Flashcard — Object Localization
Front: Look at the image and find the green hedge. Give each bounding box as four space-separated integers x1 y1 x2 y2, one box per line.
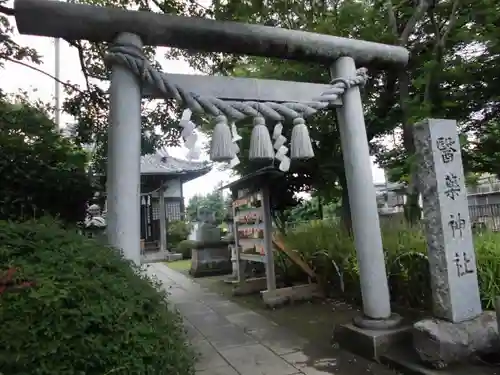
167 220 193 252
283 220 500 310
0 218 195 375
177 239 196 259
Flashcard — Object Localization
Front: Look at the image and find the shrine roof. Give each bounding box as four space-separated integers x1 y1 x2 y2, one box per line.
140 151 211 181
219 166 284 191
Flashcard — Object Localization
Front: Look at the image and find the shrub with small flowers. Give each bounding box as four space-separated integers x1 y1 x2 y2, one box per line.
0 218 195 375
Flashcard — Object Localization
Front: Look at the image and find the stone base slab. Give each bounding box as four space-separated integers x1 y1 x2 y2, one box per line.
381 344 496 375
224 277 239 285
232 277 268 296
412 311 499 369
261 283 322 308
334 322 412 361
141 251 182 263
167 253 183 261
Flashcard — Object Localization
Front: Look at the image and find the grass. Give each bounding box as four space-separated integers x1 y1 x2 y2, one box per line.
283 220 500 310
165 259 191 272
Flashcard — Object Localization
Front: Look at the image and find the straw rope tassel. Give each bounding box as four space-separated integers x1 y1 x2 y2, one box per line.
290 117 314 160
249 117 274 161
210 115 235 162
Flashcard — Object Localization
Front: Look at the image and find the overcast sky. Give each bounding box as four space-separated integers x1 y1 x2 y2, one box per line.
0 8 385 204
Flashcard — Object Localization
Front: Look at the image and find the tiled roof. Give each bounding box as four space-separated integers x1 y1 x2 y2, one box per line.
140 152 211 175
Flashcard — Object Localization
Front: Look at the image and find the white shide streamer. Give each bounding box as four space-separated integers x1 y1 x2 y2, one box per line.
272 122 291 172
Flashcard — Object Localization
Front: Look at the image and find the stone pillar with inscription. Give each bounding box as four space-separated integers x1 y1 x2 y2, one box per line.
412 119 498 369
415 118 481 322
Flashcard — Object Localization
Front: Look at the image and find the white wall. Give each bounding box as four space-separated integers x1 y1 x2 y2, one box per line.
150 177 182 198
164 178 182 198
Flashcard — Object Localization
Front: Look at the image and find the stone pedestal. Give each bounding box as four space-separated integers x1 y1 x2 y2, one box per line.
334 323 412 361
413 312 499 369
189 242 232 278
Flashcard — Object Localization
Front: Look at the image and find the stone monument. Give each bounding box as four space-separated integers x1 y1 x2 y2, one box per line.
189 206 232 277
413 118 498 368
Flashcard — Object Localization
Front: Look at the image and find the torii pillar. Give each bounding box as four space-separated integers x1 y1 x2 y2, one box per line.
106 33 143 265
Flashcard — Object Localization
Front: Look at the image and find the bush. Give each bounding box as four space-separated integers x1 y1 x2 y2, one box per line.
0 94 94 224
167 221 193 251
177 239 196 259
0 218 195 375
283 220 500 311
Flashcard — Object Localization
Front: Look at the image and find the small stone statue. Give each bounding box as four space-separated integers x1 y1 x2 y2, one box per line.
84 203 106 238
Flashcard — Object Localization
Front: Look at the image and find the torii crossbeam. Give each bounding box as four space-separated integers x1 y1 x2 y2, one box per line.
14 0 408 66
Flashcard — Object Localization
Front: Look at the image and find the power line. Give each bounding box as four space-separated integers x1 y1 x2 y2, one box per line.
1 55 83 93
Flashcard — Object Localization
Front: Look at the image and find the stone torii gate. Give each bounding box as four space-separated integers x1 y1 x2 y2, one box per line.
12 0 408 330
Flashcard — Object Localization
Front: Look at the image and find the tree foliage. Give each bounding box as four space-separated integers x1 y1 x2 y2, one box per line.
203 0 500 221
60 0 210 174
4 0 500 225
0 0 40 71
185 190 230 223
285 196 339 224
0 92 94 223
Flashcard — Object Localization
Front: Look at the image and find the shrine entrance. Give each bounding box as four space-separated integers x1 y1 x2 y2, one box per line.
139 151 211 253
12 0 409 330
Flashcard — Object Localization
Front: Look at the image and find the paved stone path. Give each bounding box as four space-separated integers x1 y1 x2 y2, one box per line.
146 263 397 375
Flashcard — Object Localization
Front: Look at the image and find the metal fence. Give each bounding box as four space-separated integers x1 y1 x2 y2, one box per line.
283 204 500 232
468 203 500 232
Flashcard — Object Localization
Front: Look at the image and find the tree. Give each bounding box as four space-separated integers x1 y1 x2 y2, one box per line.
365 0 500 219
285 196 339 224
185 190 230 223
192 0 400 229
205 0 500 227
0 92 94 223
0 0 40 72
61 0 210 174
5 0 500 226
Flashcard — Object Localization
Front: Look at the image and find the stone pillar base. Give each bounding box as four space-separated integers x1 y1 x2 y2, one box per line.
353 313 403 330
412 311 499 369
334 322 412 361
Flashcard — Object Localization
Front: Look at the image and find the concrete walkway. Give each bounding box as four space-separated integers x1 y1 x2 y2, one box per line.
146 263 398 375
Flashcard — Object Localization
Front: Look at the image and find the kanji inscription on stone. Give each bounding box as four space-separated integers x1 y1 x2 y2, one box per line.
444 173 461 200
414 119 482 323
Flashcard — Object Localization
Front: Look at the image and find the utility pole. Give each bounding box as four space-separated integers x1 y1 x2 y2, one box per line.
54 36 61 128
